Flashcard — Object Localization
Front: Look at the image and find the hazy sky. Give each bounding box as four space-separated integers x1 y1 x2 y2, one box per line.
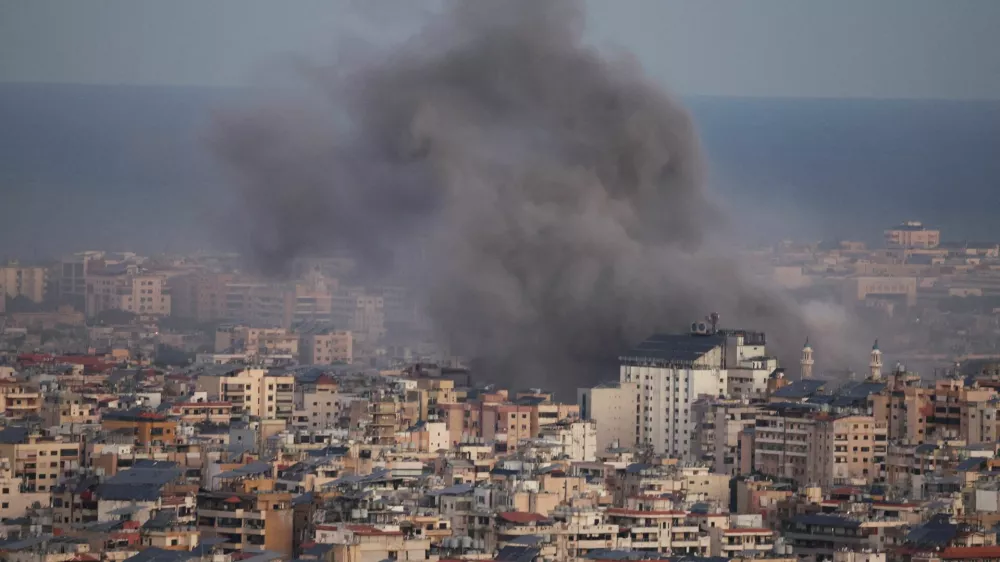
2 0 999 99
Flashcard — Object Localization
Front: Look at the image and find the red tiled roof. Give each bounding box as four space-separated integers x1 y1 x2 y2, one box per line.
940 547 1000 560
497 512 549 524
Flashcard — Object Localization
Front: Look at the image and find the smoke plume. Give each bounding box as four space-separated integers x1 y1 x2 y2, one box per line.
215 0 866 392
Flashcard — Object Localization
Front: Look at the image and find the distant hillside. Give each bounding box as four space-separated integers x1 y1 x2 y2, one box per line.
1 82 999 256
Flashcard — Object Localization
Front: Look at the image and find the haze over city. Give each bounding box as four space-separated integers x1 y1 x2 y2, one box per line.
0 2 999 562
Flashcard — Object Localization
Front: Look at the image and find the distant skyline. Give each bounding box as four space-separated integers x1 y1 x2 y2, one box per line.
2 0 1000 100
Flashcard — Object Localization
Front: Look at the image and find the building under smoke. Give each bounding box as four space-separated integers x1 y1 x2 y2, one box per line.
215 0 866 393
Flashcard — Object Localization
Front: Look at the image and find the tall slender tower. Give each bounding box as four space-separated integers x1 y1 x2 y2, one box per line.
870 339 883 381
800 338 814 379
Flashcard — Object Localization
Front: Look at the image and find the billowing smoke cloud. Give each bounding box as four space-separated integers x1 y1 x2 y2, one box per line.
214 0 869 392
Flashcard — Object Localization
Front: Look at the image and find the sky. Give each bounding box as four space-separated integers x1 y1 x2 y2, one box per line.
1 0 1000 100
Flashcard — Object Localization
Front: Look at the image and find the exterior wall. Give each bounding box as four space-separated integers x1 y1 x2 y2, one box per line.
578 383 638 453
86 271 170 317
621 364 727 459
885 223 940 248
300 331 354 364
844 276 918 305
0 265 47 302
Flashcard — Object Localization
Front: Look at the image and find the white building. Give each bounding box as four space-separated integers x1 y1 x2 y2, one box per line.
614 326 776 459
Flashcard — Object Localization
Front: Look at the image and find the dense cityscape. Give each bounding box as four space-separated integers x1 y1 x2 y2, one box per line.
0 220 997 562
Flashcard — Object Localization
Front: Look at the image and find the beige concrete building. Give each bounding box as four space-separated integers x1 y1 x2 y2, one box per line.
315 524 433 562
0 458 50 519
195 367 295 421
692 400 761 476
810 415 888 487
0 431 81 493
168 272 234 322
85 264 170 317
215 325 299 356
844 276 918 306
332 288 386 346
578 381 639 453
223 281 296 329
885 221 940 248
0 264 48 302
299 330 353 365
0 380 43 419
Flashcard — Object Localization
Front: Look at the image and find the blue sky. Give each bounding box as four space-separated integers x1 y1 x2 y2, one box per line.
1 0 999 99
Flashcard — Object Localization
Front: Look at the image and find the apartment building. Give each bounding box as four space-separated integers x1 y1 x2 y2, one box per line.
223 282 296 329
167 272 235 322
101 409 179 448
0 263 48 302
294 375 350 430
58 251 105 307
195 367 295 421
299 329 353 365
615 327 775 459
331 288 386 346
407 377 458 422
885 221 941 249
214 325 299 356
42 391 100 427
167 401 233 425
0 379 42 419
0 458 50 519
753 403 817 483
810 415 888 488
578 381 640 453
197 490 294 556
314 524 432 562
85 264 170 318
692 399 761 476
0 427 81 493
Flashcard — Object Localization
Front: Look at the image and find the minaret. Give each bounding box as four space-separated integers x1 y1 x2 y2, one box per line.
800 338 814 379
870 339 883 381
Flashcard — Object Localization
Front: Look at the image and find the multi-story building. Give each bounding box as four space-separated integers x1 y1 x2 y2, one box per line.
810 414 889 487
42 391 101 427
885 221 941 249
58 251 105 308
692 399 761 476
0 428 81 493
0 263 48 303
197 489 293 556
223 281 295 329
753 403 817 483
168 272 235 322
214 325 299 356
85 263 170 318
195 367 295 421
0 379 43 419
0 458 50 519
299 329 353 365
101 409 179 448
578 381 640 452
612 326 776 459
331 288 386 346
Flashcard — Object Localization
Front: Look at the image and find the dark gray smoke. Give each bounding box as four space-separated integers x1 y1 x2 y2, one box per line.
215 0 866 392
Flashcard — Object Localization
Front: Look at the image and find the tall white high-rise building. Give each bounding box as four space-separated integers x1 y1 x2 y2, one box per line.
613 324 777 459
